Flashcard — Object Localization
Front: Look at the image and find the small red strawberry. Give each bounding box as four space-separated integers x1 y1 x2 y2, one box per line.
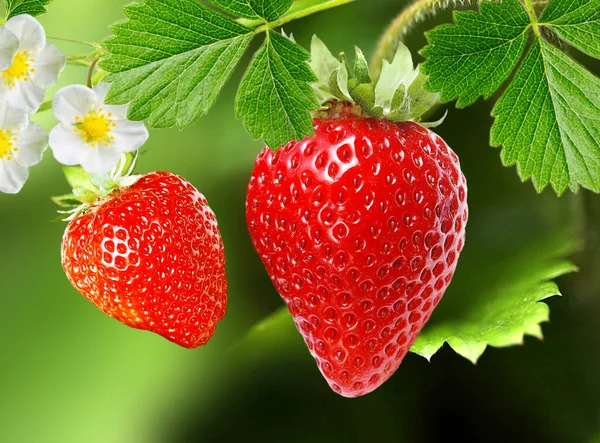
61 171 227 348
245 38 468 397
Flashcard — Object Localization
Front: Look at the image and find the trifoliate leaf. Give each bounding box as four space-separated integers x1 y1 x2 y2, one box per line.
209 0 293 22
236 31 318 149
541 0 600 58
420 0 530 107
101 0 253 129
420 0 600 194
4 0 51 19
491 40 600 194
412 233 579 363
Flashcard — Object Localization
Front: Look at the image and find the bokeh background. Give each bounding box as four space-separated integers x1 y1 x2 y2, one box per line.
1 1 599 442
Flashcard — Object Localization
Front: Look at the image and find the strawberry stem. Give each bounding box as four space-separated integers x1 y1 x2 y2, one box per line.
370 0 481 81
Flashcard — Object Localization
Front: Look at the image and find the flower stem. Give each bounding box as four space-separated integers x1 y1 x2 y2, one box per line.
370 0 479 81
252 0 355 32
66 54 92 68
87 58 100 88
48 37 100 49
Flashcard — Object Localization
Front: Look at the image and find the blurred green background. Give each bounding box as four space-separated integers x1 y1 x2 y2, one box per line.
1 1 599 442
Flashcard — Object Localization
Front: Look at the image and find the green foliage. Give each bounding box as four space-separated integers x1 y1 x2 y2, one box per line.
4 0 51 19
100 0 331 148
421 0 530 107
541 0 600 58
412 233 579 362
101 0 254 129
236 31 318 148
208 0 293 21
491 40 600 194
421 0 600 194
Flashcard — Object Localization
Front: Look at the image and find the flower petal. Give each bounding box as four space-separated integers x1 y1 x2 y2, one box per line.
31 43 66 88
0 158 28 194
0 26 19 71
94 83 128 119
5 15 46 54
52 85 96 124
92 82 110 102
0 101 28 132
81 145 122 175
49 123 89 166
13 122 48 167
0 79 45 114
111 120 149 153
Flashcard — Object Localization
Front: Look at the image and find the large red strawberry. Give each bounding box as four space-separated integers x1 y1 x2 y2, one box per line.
245 38 468 397
61 171 227 348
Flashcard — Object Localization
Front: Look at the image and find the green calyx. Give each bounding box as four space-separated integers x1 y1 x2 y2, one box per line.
309 35 444 127
52 152 140 220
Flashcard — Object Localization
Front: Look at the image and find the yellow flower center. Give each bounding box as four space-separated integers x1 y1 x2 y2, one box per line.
0 130 18 160
74 109 116 147
2 52 35 87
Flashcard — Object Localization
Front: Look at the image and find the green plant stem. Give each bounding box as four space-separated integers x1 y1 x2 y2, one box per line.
66 54 93 67
251 0 355 32
524 0 541 37
47 37 100 49
371 0 552 81
371 0 480 81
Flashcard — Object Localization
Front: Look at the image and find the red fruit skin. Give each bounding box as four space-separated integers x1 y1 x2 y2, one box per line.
62 171 227 348
246 118 468 397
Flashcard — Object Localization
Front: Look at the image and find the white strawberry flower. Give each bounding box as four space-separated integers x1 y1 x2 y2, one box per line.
0 101 49 194
49 83 149 175
0 15 66 114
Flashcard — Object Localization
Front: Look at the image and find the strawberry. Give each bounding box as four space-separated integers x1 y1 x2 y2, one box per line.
61 171 227 348
245 38 468 397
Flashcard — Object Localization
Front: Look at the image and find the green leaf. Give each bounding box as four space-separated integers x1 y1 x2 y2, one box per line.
4 0 51 19
541 0 600 58
209 0 293 21
100 0 253 129
420 0 530 107
491 39 600 194
412 233 579 363
236 30 318 148
420 0 600 194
